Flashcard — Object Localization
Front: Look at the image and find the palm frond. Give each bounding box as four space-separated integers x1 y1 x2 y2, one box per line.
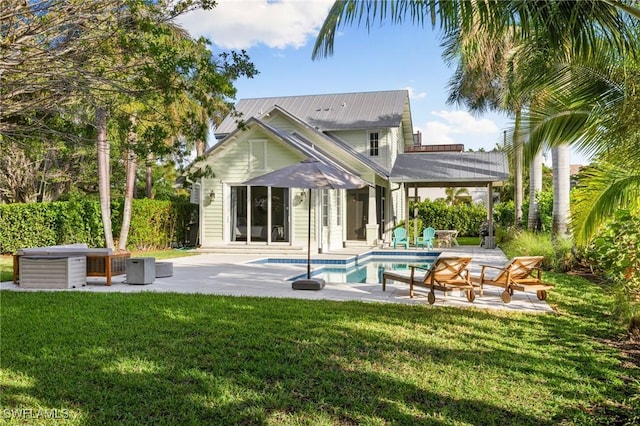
571 162 640 245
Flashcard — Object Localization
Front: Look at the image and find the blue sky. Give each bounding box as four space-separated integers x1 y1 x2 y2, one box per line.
177 0 587 164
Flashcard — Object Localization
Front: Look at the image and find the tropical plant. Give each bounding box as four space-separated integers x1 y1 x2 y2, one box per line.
582 209 640 297
2 0 257 251
313 0 640 242
443 187 470 205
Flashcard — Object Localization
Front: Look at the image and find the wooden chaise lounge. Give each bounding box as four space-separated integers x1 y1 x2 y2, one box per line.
13 244 130 286
382 256 477 304
470 256 554 303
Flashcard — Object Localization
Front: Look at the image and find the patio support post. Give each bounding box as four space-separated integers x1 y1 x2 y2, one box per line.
413 183 418 246
365 185 379 246
404 184 410 235
485 183 496 249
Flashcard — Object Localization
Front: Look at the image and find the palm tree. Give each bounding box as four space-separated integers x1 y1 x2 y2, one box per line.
528 149 544 231
313 0 640 239
313 1 639 60
441 18 528 227
572 154 640 245
444 187 470 206
524 42 640 242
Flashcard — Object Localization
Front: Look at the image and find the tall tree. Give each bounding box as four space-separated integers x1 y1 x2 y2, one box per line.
441 17 528 227
313 0 640 238
2 0 256 251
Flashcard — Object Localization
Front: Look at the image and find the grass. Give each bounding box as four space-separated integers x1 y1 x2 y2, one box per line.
2 274 639 425
0 249 197 283
456 236 480 246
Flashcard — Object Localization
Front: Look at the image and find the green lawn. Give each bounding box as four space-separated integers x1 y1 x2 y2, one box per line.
1 274 638 425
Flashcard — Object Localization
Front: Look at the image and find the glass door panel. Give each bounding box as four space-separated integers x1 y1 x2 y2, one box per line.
231 186 247 242
251 186 268 241
270 187 289 242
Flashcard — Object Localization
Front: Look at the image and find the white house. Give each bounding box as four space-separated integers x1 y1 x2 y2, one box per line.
188 90 509 253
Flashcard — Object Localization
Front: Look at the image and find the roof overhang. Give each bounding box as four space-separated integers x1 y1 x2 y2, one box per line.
390 152 510 187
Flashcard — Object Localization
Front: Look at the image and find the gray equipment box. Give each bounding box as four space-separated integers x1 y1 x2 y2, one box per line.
20 256 86 289
126 257 156 285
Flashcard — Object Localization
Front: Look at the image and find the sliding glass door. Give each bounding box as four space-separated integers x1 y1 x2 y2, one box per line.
230 186 289 243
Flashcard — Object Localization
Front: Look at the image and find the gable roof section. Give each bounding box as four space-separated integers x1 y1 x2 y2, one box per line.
390 152 510 187
215 90 410 137
263 104 390 177
194 116 375 185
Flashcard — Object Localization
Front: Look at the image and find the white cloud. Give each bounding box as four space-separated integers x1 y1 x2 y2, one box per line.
404 86 427 100
430 110 498 134
176 0 335 49
417 122 455 145
417 110 501 149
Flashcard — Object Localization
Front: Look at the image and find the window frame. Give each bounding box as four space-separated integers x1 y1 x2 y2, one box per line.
368 131 380 156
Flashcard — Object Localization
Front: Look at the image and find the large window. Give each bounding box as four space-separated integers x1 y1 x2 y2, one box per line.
230 186 289 243
369 131 379 156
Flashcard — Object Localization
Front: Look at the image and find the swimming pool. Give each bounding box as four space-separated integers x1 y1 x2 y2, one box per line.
252 250 439 284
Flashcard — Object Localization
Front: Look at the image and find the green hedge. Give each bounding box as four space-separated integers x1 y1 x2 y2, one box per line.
0 199 197 254
412 200 487 236
402 199 516 242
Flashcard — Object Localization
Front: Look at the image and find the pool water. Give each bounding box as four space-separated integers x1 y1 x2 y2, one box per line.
252 250 439 284
321 259 433 284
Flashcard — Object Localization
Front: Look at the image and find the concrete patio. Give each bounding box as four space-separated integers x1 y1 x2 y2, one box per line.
2 245 554 314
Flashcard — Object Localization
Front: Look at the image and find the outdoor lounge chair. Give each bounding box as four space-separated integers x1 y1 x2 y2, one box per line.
470 256 553 303
415 227 435 249
382 256 477 304
392 227 410 249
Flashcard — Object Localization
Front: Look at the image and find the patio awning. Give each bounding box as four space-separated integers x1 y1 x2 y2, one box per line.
389 151 510 187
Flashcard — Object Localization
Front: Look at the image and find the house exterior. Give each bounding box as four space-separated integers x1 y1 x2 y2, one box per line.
188 89 510 253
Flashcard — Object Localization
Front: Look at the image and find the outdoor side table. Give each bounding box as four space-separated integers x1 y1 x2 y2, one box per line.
126 257 156 285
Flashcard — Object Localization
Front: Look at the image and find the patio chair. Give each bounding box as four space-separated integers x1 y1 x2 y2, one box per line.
470 256 553 303
382 256 477 304
415 227 436 249
450 230 459 247
392 227 409 249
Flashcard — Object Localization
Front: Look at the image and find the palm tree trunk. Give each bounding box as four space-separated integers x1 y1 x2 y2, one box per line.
514 110 523 227
527 151 543 231
118 114 137 251
96 106 114 249
552 144 571 236
146 152 154 199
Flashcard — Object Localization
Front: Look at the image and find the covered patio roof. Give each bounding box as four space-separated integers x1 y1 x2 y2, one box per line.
390 151 510 187
390 151 510 250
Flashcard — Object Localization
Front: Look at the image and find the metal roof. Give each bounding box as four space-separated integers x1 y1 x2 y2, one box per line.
215 90 409 137
390 152 510 186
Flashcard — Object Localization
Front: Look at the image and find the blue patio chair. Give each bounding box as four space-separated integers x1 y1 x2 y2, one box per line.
416 227 435 249
392 227 410 249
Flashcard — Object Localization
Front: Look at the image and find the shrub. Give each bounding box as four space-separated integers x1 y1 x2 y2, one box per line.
583 209 640 299
412 199 487 236
501 231 556 270
522 190 553 232
494 200 515 228
0 199 197 254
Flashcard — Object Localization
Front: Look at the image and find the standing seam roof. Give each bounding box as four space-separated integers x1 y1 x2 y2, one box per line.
390 152 510 184
215 90 409 136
